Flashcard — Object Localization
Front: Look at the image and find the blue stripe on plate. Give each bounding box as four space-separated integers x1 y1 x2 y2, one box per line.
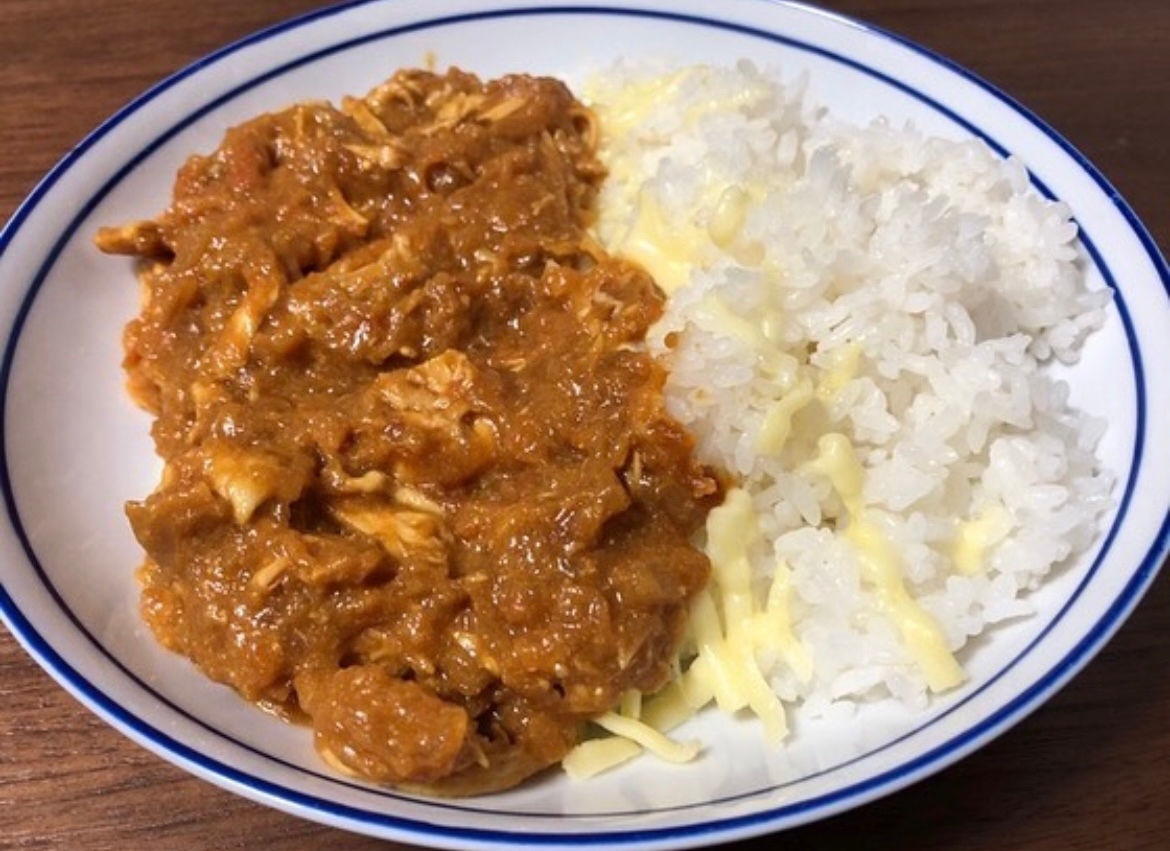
2 2 1167 846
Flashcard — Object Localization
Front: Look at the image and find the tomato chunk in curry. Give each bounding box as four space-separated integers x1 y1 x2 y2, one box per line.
96 68 721 795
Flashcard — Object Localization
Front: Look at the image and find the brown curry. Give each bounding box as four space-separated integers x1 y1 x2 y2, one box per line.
96 68 721 795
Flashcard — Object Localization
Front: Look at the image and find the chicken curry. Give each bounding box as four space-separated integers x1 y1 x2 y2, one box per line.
96 68 721 795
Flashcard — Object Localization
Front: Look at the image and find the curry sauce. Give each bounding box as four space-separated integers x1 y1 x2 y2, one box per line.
97 68 721 795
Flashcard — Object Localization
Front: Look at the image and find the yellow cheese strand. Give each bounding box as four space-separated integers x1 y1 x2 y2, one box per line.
810 433 965 692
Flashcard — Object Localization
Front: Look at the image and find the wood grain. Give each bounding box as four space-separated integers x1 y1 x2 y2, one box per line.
1 1 1167 849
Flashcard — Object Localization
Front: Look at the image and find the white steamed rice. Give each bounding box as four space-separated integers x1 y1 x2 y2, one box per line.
587 60 1115 717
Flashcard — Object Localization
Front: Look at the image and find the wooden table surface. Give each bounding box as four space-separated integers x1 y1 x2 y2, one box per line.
2 1 1167 849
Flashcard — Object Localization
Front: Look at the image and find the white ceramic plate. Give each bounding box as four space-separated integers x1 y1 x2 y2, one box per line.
2 1 1167 848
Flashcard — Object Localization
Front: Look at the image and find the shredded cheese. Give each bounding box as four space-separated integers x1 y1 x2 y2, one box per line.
753 558 814 684
562 737 643 781
618 688 642 720
952 504 1014 575
756 378 814 456
641 680 704 732
809 433 966 692
815 342 862 406
684 489 791 743
592 712 701 764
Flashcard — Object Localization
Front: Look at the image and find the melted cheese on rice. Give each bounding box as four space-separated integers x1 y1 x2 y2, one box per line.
563 59 1112 779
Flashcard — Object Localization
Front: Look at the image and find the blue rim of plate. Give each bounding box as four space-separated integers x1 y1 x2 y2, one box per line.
1 1 1168 847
